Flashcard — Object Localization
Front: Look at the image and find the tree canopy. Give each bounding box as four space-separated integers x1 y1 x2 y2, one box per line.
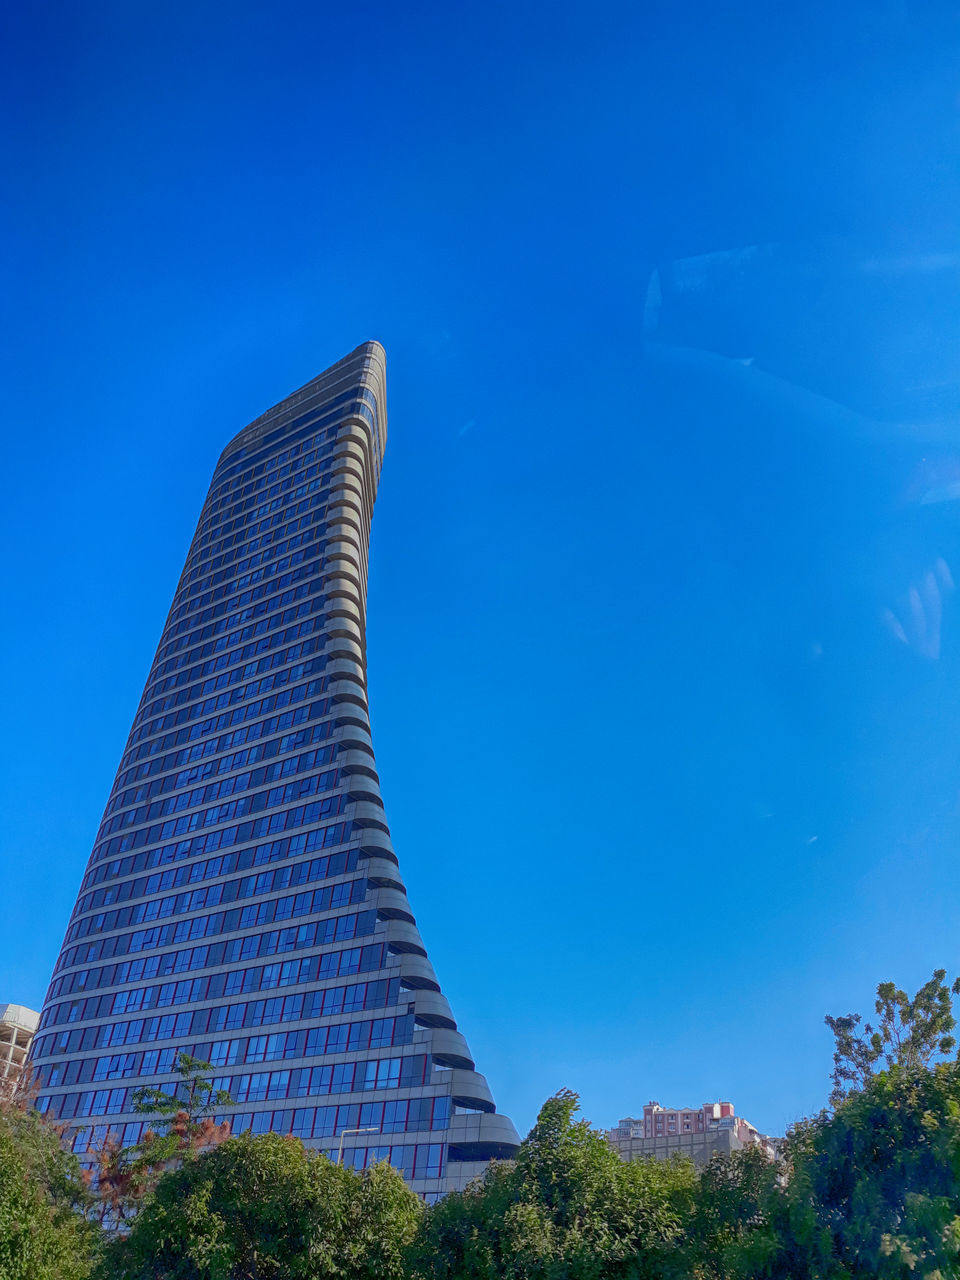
2 968 959 1279
825 968 960 1105
0 1098 98 1280
89 1051 233 1226
409 1089 696 1280
97 1131 421 1280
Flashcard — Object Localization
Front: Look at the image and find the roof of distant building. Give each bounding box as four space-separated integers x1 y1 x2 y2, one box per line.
0 1005 39 1033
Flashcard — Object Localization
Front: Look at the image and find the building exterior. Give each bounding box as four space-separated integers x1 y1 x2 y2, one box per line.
29 341 519 1198
0 1004 39 1092
608 1101 776 1166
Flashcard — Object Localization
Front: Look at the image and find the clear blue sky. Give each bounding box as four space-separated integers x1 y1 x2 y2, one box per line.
3 0 960 1141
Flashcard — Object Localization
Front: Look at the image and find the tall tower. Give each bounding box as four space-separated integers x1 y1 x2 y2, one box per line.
30 342 519 1199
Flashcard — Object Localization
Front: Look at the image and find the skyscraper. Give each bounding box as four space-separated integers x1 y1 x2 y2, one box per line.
30 341 519 1199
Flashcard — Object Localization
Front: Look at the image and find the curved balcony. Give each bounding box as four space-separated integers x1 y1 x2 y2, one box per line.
362 856 404 889
349 800 389 832
325 495 363 519
329 499 365 532
345 776 382 805
337 747 378 779
324 646 365 670
325 544 362 570
346 774 384 807
324 657 365 684
323 521 362 545
331 437 368 466
333 722 373 752
326 680 368 709
323 636 364 663
329 707 368 733
331 449 366 477
324 578 363 608
355 828 397 862
325 596 362 626
323 555 362 589
412 989 456 1030
326 539 363 565
330 462 366 497
445 1068 496 1113
329 455 364 484
429 1028 475 1071
446 1111 521 1162
395 953 440 991
326 616 364 643
384 919 426 957
374 888 415 924
325 538 363 562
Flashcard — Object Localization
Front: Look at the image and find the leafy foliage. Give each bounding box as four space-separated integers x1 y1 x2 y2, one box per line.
412 978 960 1280
130 1053 233 1131
7 969 960 1279
681 1145 791 1279
781 1061 960 1279
826 969 960 1105
686 973 960 1279
87 1052 232 1225
409 1089 696 1280
97 1131 421 1280
0 1096 99 1279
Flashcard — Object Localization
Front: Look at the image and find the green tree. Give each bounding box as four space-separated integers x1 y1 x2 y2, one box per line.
89 1052 233 1224
409 1090 695 1280
130 1052 234 1158
700 973 960 1280
98 1131 421 1280
0 1097 100 1279
826 969 960 1105
768 1061 960 1279
681 1146 792 1279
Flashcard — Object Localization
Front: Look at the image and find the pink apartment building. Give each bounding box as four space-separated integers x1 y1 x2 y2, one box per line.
607 1100 776 1165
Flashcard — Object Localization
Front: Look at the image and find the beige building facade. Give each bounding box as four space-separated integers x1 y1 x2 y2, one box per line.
608 1100 777 1166
0 1004 39 1091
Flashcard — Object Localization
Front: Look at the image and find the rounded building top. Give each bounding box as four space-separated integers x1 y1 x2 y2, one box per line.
215 340 387 473
0 1005 39 1033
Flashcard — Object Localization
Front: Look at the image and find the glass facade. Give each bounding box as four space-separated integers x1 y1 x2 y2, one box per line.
30 341 519 1198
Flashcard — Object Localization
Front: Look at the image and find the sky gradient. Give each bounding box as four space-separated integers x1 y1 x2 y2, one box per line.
3 0 960 1141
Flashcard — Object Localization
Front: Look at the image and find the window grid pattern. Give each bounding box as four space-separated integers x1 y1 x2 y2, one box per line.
31 344 517 1194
